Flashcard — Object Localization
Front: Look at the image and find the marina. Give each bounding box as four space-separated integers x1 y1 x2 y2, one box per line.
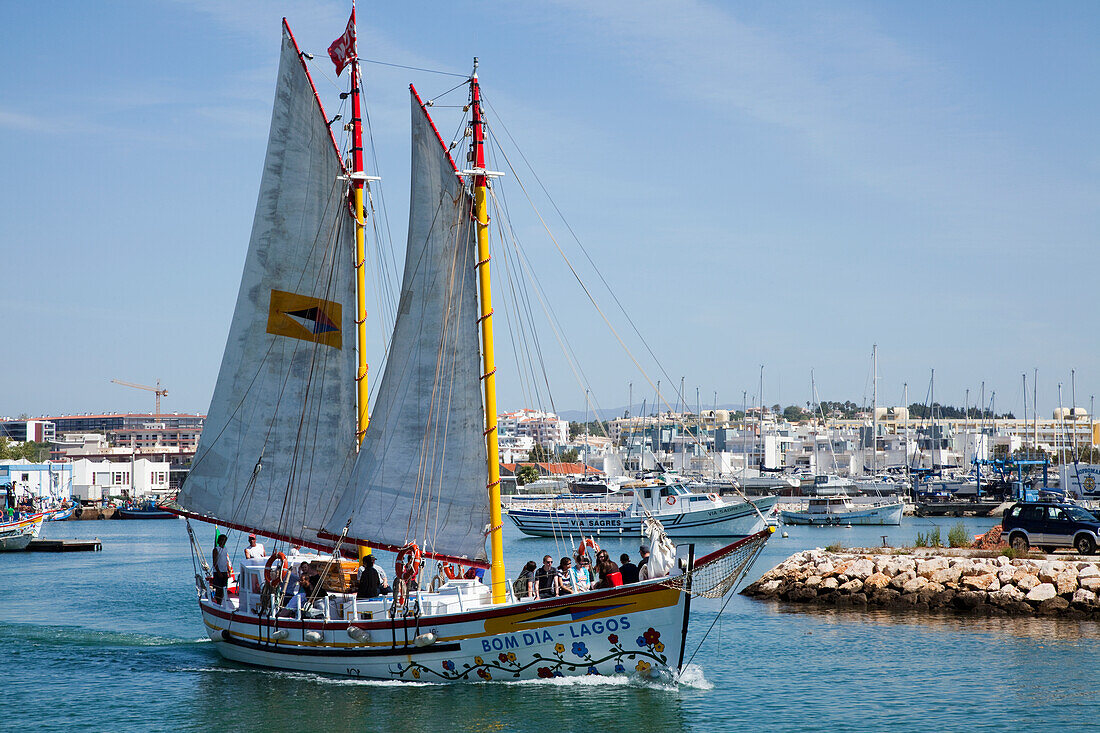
3 1 1100 730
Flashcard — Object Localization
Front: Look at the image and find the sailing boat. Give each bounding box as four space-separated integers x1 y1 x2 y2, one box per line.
170 14 770 682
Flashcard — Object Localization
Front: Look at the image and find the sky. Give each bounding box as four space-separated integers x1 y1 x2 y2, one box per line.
1 1 1098 421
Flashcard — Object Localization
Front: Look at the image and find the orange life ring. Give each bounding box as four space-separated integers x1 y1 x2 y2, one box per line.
666 496 676 505
576 537 600 559
395 543 423 585
442 563 459 580
264 551 288 585
707 493 718 501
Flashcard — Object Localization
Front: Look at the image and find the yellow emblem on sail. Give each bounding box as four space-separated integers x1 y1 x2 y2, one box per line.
266 289 343 348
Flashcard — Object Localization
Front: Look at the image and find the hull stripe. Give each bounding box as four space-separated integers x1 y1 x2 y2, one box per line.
219 631 461 657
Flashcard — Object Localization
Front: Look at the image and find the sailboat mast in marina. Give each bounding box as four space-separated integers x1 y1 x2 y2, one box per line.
168 11 770 682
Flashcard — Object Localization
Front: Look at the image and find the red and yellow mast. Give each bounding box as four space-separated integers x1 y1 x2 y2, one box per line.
349 7 369 445
470 62 506 603
348 5 373 562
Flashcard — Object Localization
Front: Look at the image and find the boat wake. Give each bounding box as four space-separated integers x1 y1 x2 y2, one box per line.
0 620 204 648
674 663 714 689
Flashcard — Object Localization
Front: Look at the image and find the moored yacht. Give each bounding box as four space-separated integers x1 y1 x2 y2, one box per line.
506 476 777 538
780 496 903 526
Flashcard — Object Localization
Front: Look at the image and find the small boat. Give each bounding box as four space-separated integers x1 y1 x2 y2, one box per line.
0 513 45 551
781 496 903 526
117 500 177 519
507 477 778 538
45 504 75 521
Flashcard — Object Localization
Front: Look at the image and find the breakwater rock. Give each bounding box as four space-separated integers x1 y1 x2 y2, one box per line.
743 549 1100 617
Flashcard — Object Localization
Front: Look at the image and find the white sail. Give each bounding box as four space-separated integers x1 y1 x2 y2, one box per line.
323 93 488 562
178 28 358 543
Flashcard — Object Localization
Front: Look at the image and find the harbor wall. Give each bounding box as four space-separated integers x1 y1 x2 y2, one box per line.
743 548 1100 617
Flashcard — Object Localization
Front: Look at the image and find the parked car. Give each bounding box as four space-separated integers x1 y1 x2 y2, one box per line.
1002 502 1100 554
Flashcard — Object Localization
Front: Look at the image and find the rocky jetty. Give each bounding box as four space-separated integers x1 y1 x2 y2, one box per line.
743 549 1100 617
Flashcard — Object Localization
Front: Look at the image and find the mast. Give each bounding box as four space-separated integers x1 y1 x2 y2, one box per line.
1033 368 1038 454
871 344 877 475
757 365 764 471
903 382 909 481
469 61 506 603
348 6 375 563
1072 369 1079 462
348 3 370 446
930 369 936 472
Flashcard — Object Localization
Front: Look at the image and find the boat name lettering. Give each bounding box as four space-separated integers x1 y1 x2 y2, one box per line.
481 617 631 652
565 518 623 528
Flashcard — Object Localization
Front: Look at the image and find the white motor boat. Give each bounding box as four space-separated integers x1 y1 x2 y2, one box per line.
780 496 903 526
507 477 778 538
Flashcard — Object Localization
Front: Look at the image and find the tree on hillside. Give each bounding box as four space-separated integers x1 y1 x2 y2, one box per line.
558 448 580 463
569 420 607 439
527 444 552 463
782 405 812 423
0 438 48 462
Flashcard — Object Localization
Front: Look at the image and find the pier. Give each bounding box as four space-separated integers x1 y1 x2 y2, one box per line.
26 538 102 552
745 548 1100 617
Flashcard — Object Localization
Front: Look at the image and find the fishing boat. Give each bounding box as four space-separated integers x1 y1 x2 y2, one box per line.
167 13 771 683
117 499 177 519
0 513 45 551
506 476 778 538
44 504 75 521
780 496 903 526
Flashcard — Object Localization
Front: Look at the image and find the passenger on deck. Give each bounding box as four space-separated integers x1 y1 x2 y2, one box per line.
619 553 640 584
357 555 382 599
513 560 537 599
637 545 651 578
568 555 592 592
244 534 265 558
558 557 576 592
535 555 566 598
284 562 313 614
592 550 620 589
211 534 230 604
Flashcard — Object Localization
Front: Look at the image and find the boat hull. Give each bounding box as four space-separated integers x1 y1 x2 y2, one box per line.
117 508 178 520
45 506 75 522
199 580 688 682
0 514 44 551
506 495 778 538
780 502 903 526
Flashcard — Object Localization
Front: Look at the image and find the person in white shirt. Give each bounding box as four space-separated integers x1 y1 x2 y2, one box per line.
244 534 266 559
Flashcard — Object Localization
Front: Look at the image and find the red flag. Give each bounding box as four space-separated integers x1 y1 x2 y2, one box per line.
328 10 356 76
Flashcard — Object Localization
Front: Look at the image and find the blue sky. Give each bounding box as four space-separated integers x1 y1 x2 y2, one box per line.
1 1 1097 420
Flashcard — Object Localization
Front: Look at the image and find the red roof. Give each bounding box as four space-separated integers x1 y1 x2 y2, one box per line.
501 462 604 476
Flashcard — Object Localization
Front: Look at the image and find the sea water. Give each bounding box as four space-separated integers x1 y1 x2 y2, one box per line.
4 516 1099 732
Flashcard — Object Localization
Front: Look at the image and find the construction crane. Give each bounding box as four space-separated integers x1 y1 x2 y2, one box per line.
111 378 168 415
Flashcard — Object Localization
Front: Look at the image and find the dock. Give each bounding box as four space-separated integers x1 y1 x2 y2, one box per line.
26 538 102 552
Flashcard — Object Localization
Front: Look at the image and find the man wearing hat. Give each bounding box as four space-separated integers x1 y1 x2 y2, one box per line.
244 533 266 559
637 545 650 580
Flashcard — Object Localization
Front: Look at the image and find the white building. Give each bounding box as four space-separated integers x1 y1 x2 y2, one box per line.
0 460 72 503
498 409 568 448
498 434 536 464
70 457 171 502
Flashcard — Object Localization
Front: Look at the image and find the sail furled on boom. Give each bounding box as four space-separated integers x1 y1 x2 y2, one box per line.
323 93 489 562
178 28 358 543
